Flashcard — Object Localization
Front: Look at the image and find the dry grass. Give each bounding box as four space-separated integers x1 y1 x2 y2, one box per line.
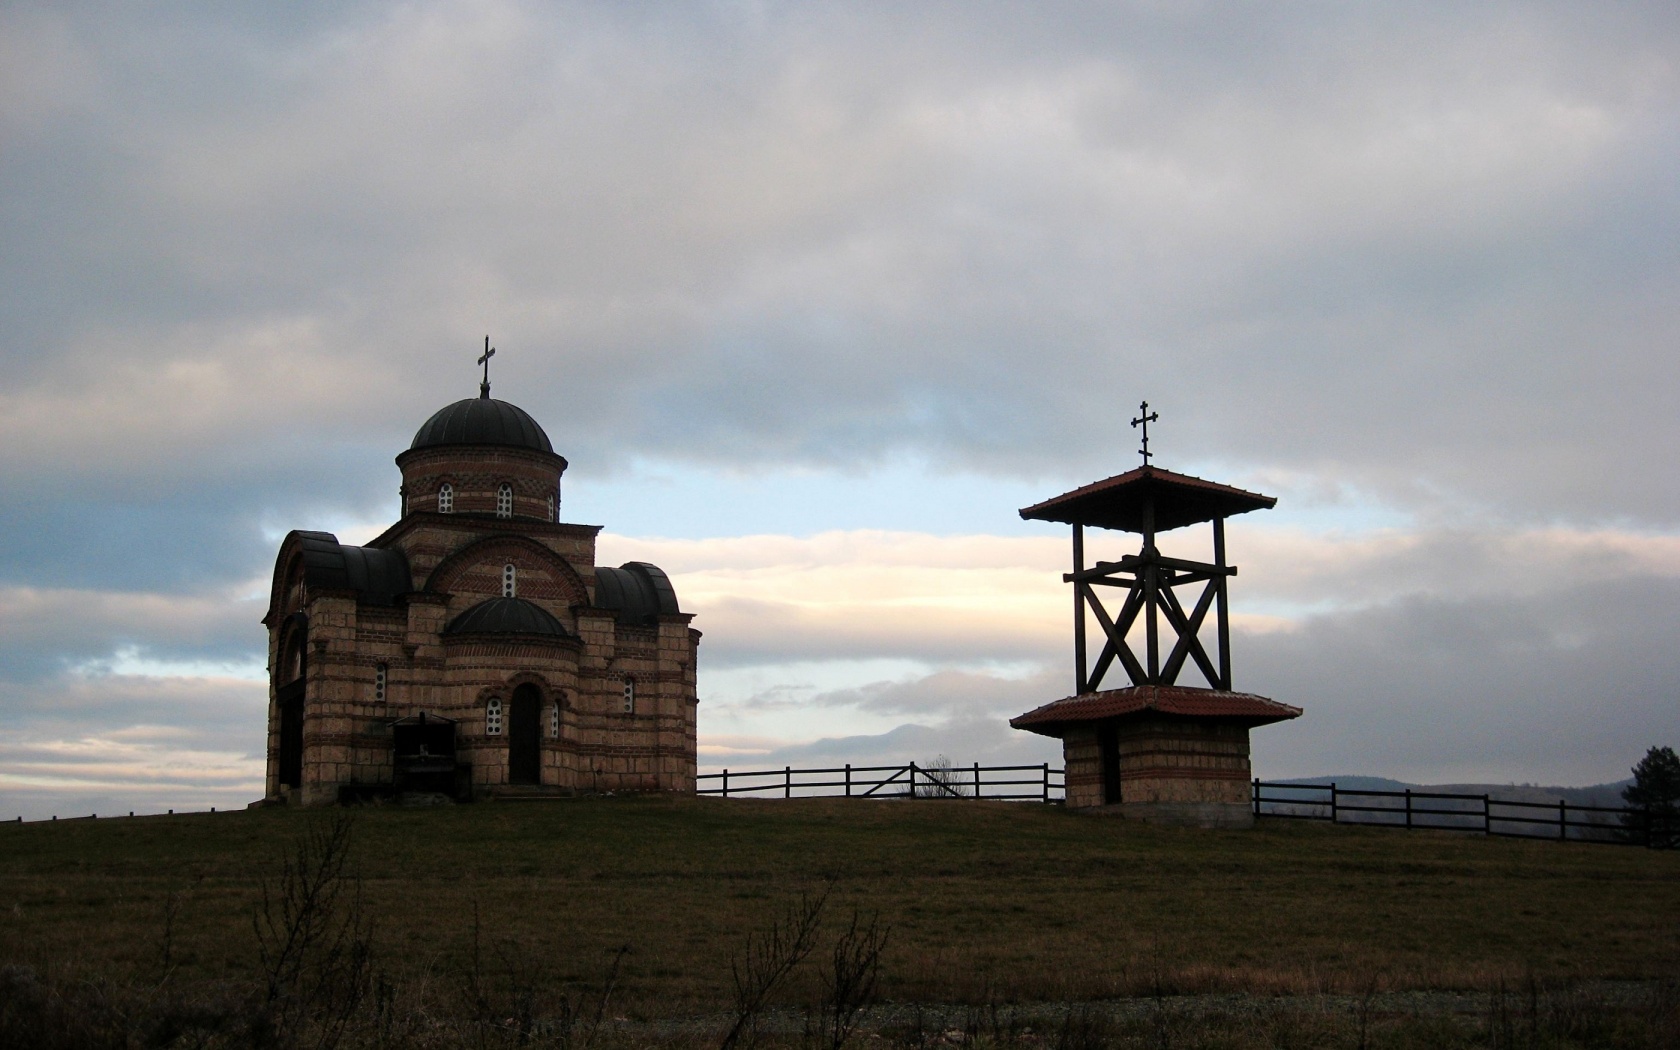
0 794 1676 1028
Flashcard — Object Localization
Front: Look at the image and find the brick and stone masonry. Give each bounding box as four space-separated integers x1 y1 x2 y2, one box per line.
261 390 699 805
1013 686 1299 827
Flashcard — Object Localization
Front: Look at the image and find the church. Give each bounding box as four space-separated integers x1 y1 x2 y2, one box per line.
261 352 699 804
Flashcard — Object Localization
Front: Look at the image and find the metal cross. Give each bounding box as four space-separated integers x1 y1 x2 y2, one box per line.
478 336 496 398
1130 400 1159 465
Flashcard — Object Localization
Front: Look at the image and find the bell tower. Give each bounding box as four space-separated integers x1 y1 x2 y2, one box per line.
1010 404 1301 826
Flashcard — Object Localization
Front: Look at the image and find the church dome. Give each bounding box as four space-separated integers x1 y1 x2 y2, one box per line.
411 397 553 454
444 597 572 637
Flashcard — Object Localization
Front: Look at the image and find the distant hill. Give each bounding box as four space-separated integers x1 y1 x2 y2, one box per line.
1276 775 1634 808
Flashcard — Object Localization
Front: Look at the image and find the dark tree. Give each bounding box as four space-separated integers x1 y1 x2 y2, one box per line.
1621 745 1680 848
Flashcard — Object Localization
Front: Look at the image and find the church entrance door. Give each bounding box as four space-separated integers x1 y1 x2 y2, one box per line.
508 684 541 785
277 679 305 790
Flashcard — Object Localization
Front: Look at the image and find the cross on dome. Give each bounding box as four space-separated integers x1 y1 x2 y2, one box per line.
478 336 496 399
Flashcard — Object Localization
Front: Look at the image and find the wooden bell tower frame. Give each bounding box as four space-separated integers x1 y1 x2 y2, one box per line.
1010 405 1301 826
1046 468 1271 695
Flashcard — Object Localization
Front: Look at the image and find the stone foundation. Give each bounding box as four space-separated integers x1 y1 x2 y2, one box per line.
1062 715 1253 826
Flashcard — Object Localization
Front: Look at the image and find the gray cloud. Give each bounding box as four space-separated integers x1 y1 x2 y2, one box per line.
705 717 1062 778
0 672 267 820
0 586 264 682
808 667 1064 719
1 2 1676 525
2 2 1678 809
1241 576 1680 785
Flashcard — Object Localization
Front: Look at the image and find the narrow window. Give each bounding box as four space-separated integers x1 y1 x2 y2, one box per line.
622 677 635 714
497 483 513 518
485 698 503 735
502 563 517 598
548 704 560 738
374 662 387 702
547 494 555 522
438 483 454 514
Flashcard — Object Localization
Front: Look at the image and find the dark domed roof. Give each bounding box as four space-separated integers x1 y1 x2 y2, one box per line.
290 532 412 606
411 397 553 453
593 562 681 625
444 597 572 638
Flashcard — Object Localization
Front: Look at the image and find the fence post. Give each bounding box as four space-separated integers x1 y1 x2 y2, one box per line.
722 769 729 798
785 765 792 799
1559 799 1566 841
1330 782 1338 825
908 762 917 798
1405 789 1412 829
845 763 852 798
1044 763 1051 804
1483 794 1490 836
1252 778 1260 817
974 762 981 800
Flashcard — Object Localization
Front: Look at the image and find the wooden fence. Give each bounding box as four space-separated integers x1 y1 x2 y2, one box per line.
696 766 1670 848
697 762 1065 802
1253 780 1669 847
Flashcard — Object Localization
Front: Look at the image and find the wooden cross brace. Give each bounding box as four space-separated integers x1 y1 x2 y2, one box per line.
1069 558 1233 691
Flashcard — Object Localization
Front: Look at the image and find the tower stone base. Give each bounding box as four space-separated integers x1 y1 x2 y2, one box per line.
1011 685 1301 829
1063 716 1253 827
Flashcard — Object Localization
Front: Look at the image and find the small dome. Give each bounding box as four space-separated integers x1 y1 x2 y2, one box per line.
289 532 412 606
593 562 681 625
444 597 571 638
411 397 553 453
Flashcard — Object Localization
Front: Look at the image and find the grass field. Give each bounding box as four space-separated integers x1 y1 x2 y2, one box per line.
1 795 1676 1047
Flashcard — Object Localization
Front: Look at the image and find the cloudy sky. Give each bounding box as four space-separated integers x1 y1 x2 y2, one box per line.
2 2 1676 818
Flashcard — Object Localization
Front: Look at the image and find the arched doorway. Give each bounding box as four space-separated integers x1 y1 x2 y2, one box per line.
276 617 307 790
508 683 542 785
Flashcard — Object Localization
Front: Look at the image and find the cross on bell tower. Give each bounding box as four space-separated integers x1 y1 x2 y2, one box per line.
1009 408 1301 825
1131 400 1159 465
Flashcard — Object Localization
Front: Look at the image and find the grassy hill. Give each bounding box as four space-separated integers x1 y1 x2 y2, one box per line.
1 796 1675 1046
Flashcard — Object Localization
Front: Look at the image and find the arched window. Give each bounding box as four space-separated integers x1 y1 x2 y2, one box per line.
497 483 513 518
438 483 454 514
279 623 307 684
374 663 388 702
622 676 635 714
485 698 503 736
548 704 560 738
502 563 517 598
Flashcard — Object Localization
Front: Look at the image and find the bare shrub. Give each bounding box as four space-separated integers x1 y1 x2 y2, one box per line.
913 757 969 799
251 812 374 1050
811 911 889 1050
721 886 830 1050
454 900 629 1050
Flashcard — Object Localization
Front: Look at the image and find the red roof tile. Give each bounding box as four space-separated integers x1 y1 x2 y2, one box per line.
1011 685 1302 737
1019 465 1275 534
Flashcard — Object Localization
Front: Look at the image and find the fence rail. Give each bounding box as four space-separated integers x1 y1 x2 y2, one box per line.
697 762 1065 803
1253 780 1670 848
695 767 1669 848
